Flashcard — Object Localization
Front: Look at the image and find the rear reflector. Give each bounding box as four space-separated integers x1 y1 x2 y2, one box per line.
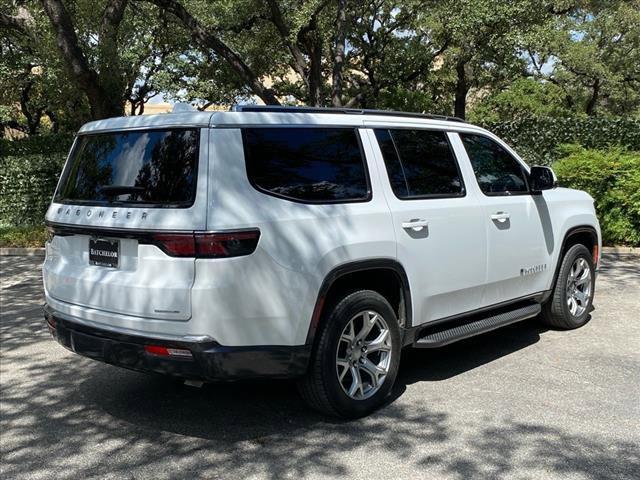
151 229 260 258
593 244 599 267
144 345 193 359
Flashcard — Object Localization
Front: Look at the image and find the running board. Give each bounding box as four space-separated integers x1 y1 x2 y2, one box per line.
414 303 541 348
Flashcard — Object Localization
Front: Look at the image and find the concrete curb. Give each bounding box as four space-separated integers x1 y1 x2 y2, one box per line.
0 248 45 257
601 246 640 255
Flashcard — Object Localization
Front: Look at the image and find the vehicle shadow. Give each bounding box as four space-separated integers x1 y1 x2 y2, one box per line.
2 255 638 479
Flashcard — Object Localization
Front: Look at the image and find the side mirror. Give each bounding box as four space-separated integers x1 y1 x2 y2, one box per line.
529 166 557 193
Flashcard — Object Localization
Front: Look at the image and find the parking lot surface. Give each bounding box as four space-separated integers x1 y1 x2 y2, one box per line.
1 254 639 479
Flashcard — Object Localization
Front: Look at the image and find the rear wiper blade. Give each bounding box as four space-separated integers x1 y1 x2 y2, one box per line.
98 185 146 198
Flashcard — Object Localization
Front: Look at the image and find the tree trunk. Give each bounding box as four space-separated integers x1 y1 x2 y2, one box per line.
41 0 125 119
331 0 347 107
585 79 600 116
454 59 468 119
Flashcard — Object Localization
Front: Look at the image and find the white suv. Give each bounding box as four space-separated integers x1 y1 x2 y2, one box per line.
43 106 601 418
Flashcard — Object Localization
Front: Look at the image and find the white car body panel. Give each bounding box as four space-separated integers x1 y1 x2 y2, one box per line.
43 110 601 348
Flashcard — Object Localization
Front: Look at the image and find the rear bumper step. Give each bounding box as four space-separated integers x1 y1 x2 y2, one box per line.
414 303 541 348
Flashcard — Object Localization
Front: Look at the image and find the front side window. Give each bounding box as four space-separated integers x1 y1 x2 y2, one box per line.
243 127 370 203
55 128 200 207
374 129 464 199
459 133 528 195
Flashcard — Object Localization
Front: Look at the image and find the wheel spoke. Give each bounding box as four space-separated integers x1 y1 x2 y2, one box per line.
574 289 588 304
576 275 590 286
355 311 378 343
568 296 578 315
365 329 391 353
348 365 363 397
337 361 350 381
360 358 385 388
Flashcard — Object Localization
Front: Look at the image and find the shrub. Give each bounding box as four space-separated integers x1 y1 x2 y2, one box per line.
481 117 640 166
0 152 68 226
0 225 48 248
553 145 640 246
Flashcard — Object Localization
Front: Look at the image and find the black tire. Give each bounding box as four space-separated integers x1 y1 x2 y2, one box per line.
541 244 596 329
297 290 401 418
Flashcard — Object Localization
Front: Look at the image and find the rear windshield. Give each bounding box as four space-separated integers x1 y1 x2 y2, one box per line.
55 128 200 207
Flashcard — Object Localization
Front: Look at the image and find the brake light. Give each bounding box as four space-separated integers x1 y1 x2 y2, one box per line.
151 230 260 258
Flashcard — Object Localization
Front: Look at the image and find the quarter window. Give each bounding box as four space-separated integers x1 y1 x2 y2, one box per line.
459 133 529 195
243 128 370 203
374 129 464 198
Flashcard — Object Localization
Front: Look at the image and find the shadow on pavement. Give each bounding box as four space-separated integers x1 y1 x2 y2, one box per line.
1 255 638 479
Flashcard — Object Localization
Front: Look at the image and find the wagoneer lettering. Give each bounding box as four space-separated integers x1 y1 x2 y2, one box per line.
43 105 601 418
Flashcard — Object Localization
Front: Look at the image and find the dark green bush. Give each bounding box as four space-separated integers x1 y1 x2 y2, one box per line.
481 117 640 166
0 133 73 157
0 134 72 226
553 145 640 246
0 152 68 226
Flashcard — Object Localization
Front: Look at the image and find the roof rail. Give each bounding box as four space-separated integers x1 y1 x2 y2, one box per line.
231 105 466 123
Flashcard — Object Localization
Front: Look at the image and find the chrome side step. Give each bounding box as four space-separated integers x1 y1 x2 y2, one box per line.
414 303 541 348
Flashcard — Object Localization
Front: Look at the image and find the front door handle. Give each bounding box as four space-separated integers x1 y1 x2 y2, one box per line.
490 211 510 222
402 219 429 231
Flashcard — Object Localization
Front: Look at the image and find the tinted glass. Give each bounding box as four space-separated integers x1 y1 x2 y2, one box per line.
460 133 528 195
55 129 199 206
243 128 369 202
374 129 463 198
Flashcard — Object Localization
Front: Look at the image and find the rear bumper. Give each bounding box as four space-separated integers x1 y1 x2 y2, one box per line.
44 304 310 381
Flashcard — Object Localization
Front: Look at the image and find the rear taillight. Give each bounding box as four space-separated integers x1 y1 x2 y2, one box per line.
152 234 197 257
151 230 260 258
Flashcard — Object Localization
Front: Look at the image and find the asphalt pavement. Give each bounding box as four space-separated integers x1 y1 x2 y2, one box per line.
1 254 639 479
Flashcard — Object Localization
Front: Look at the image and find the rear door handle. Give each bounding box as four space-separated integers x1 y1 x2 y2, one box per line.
402 219 429 231
490 212 510 222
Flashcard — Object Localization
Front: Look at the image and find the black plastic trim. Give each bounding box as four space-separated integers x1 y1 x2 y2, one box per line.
44 305 311 380
551 226 600 283
403 291 549 346
305 259 412 346
414 303 541 348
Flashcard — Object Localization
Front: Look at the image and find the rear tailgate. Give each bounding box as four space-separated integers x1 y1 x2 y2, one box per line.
43 127 208 322
44 232 195 320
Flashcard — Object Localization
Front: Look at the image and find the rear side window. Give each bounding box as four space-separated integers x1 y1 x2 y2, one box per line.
243 128 370 203
55 129 199 207
459 133 528 195
374 129 464 198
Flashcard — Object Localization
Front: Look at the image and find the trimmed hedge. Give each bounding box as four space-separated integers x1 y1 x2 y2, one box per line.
0 133 74 157
482 117 640 166
0 134 72 226
553 145 640 247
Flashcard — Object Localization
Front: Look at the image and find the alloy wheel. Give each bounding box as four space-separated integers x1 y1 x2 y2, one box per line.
565 257 592 317
335 310 392 400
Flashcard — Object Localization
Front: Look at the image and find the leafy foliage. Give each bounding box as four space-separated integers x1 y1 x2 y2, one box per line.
0 224 48 248
483 117 640 166
0 136 68 225
554 145 640 246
